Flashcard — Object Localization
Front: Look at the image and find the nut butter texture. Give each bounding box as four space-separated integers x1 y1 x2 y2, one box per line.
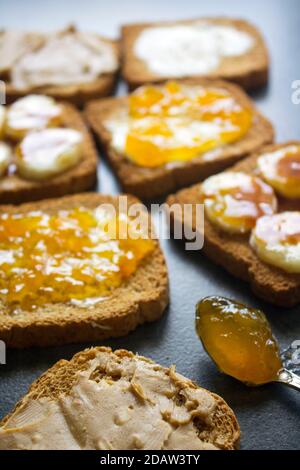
0 350 221 450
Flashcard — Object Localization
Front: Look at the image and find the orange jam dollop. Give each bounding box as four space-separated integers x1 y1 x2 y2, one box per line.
196 296 282 385
0 207 154 314
257 144 300 199
125 81 253 167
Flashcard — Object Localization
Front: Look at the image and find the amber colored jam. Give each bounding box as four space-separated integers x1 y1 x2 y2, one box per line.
125 81 253 168
0 207 154 314
195 296 282 385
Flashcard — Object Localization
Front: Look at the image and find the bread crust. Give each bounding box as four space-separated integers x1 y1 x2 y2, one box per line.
167 142 300 307
3 39 120 107
121 18 269 90
0 193 169 348
0 102 98 204
85 79 274 199
0 346 240 450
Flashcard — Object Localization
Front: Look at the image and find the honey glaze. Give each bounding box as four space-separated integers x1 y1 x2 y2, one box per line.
0 207 154 314
257 144 300 199
196 296 282 385
124 81 253 167
201 172 277 233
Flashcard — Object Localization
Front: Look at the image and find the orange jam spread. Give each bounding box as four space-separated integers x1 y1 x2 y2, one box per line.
125 81 253 167
196 296 282 385
0 207 154 314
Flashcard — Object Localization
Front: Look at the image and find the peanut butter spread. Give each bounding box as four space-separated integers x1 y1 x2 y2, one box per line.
11 28 118 89
0 350 219 450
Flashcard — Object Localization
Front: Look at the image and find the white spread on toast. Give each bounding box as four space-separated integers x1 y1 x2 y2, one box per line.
0 350 220 450
0 30 44 74
16 128 83 180
134 22 254 77
11 29 118 89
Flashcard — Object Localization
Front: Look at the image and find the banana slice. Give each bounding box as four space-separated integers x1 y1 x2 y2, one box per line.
250 212 300 273
201 172 277 233
16 128 83 181
0 106 6 139
257 144 300 199
0 141 12 177
5 95 62 141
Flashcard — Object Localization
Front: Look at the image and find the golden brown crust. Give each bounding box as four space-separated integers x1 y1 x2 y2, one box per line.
3 39 120 107
0 193 169 348
0 102 98 204
0 346 240 450
166 142 300 307
121 18 269 90
85 79 274 199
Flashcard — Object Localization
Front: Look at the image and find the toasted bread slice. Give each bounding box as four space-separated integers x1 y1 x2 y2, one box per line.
85 79 274 199
121 18 268 90
167 142 300 307
1 27 120 107
0 193 168 348
0 347 240 450
0 102 98 204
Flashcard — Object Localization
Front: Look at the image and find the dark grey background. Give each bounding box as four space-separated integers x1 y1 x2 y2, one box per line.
0 0 300 450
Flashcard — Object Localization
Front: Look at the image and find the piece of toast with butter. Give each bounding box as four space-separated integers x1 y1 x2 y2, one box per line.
0 25 120 106
121 17 269 90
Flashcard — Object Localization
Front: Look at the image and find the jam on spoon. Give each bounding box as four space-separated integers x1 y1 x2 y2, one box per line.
196 296 300 390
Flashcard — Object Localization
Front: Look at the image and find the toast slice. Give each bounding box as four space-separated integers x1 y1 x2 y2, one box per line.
0 347 240 450
0 102 98 204
167 142 300 307
85 79 274 199
121 18 268 90
1 27 120 107
0 193 168 348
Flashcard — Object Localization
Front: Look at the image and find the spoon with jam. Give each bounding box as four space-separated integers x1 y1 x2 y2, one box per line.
195 296 300 390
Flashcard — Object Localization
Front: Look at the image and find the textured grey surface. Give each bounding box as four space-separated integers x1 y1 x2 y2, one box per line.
0 0 300 450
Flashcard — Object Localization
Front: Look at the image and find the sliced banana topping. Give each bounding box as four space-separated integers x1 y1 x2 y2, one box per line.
201 172 277 234
16 128 83 181
0 141 12 177
250 212 300 273
5 95 62 141
257 145 300 199
0 106 6 139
